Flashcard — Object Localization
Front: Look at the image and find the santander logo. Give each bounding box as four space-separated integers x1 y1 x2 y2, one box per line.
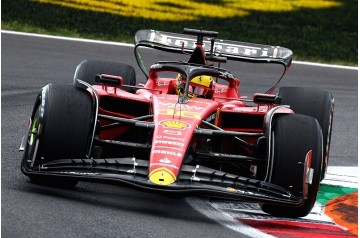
159 157 172 164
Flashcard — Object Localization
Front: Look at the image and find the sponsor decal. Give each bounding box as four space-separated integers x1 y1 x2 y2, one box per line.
159 157 171 164
214 88 227 94
156 135 185 142
158 34 270 58
60 171 98 176
149 167 176 185
150 162 179 170
150 64 162 69
159 102 204 110
150 157 179 171
158 109 201 119
163 129 183 136
152 149 182 158
155 140 184 147
154 146 184 151
205 113 216 122
159 120 190 130
219 71 235 79
156 81 169 87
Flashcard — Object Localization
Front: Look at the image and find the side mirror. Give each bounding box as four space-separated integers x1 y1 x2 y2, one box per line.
95 74 123 85
253 93 282 104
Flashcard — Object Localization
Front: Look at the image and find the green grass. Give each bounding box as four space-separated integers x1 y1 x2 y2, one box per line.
1 0 358 66
317 184 357 206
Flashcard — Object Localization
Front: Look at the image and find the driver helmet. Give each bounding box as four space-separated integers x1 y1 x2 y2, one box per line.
175 74 213 98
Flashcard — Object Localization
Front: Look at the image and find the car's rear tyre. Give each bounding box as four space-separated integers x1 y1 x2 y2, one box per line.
21 83 94 187
261 114 323 217
73 59 136 92
277 87 334 181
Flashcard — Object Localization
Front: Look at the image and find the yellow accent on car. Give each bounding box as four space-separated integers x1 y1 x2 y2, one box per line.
160 120 189 129
29 117 38 146
227 187 237 192
149 167 176 185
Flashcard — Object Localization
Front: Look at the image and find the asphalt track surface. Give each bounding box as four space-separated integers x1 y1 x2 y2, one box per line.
1 32 358 238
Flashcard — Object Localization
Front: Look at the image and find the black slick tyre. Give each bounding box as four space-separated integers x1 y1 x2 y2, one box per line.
73 59 136 92
21 83 94 187
277 87 334 181
261 114 323 218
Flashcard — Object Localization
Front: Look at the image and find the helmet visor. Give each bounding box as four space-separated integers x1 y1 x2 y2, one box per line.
193 86 205 96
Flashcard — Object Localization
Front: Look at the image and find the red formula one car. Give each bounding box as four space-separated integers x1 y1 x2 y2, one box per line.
20 28 334 217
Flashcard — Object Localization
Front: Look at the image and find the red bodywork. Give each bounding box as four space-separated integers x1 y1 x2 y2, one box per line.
93 59 292 185
21 29 330 217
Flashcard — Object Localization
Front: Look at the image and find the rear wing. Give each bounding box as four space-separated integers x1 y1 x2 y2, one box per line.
134 29 293 77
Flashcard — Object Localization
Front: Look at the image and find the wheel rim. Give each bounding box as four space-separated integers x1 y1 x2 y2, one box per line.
26 103 41 167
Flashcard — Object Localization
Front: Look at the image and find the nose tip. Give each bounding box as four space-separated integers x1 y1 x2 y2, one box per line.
149 167 176 185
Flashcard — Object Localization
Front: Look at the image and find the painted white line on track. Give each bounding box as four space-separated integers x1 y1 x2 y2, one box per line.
292 60 358 70
322 166 358 188
2 30 358 71
1 30 134 48
186 166 357 236
186 197 275 238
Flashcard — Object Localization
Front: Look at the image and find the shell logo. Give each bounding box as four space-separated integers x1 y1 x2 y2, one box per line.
160 120 190 130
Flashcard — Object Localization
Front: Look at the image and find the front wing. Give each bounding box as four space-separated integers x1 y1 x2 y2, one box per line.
22 157 304 207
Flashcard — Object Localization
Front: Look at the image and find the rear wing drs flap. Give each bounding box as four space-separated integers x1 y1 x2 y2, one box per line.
134 29 293 77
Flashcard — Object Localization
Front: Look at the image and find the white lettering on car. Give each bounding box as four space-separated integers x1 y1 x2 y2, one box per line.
155 140 185 146
156 81 170 87
214 88 227 94
157 34 270 58
163 129 183 136
149 162 179 170
159 102 204 110
152 150 182 157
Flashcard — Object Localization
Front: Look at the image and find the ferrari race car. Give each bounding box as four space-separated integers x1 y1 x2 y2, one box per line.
20 28 334 218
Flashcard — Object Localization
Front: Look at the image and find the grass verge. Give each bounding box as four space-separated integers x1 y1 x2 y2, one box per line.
1 0 358 66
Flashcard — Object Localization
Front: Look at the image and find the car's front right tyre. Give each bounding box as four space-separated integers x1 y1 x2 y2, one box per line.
21 83 94 187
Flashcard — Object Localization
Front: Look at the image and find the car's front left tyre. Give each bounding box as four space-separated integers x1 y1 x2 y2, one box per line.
261 114 323 218
277 87 334 181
